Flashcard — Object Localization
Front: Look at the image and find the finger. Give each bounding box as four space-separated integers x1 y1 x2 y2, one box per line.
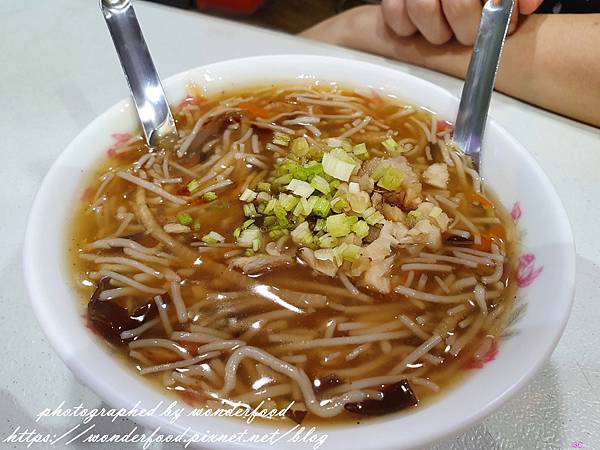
406 0 453 45
382 0 418 37
518 0 544 14
507 1 519 35
441 0 483 45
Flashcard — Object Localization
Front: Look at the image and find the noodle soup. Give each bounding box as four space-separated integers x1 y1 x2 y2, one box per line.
70 84 518 425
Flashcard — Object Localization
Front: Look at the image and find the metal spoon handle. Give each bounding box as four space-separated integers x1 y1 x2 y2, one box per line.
454 0 514 170
100 0 176 146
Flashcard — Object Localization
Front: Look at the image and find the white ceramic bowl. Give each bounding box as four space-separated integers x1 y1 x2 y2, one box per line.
23 55 575 450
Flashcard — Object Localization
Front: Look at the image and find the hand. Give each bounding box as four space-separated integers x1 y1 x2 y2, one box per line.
382 0 545 45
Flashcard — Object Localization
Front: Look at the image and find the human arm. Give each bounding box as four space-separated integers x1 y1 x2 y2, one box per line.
301 6 600 127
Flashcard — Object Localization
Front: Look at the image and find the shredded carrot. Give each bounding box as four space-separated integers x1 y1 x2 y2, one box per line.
471 235 493 252
436 120 453 133
468 192 494 209
185 84 206 103
178 96 198 108
471 225 505 252
238 102 270 119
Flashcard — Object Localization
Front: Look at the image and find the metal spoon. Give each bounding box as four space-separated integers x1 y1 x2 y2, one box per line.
100 0 176 146
453 0 514 171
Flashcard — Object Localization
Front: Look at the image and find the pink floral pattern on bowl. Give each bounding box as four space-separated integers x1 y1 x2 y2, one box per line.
511 201 522 222
107 132 135 158
516 254 544 288
464 341 499 369
465 201 544 369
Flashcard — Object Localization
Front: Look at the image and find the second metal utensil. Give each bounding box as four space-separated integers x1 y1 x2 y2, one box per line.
454 0 514 171
100 0 176 147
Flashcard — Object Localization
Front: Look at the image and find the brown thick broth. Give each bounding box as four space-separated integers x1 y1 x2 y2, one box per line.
69 84 518 426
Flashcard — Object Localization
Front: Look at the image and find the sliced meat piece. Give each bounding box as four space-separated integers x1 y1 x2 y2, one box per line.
361 255 394 293
228 254 293 275
422 162 449 189
297 248 338 277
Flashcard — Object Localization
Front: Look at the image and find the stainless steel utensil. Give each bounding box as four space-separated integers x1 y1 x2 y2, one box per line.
454 0 514 171
100 0 176 146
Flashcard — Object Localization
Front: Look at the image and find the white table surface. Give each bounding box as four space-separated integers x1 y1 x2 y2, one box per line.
1 1 599 449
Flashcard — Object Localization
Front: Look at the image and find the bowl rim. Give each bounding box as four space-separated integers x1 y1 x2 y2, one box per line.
23 54 576 450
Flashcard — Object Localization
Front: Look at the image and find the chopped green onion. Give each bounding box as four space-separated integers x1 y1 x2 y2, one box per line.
322 149 357 182
243 203 259 217
309 145 324 159
304 161 324 177
407 210 423 227
312 197 331 218
273 131 291 146
348 182 360 193
291 222 313 246
314 248 335 261
353 143 369 160
295 197 314 217
268 229 288 239
279 193 300 211
263 199 278 215
352 220 370 239
187 179 201 193
274 204 288 226
306 196 319 213
330 197 349 213
326 214 358 238
278 160 300 175
263 216 277 229
429 206 443 219
348 191 370 214
244 249 255 257
233 226 241 238
202 191 218 202
363 207 386 225
287 179 315 198
274 173 293 186
314 218 326 232
257 182 271 192
292 199 305 217
202 231 225 244
326 138 343 148
291 137 310 156
293 167 310 181
240 188 257 202
371 164 387 182
177 212 193 226
237 226 261 248
377 167 405 191
310 175 330 195
339 243 363 263
382 137 399 152
318 233 338 248
256 192 271 203
192 221 201 231
241 219 255 230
